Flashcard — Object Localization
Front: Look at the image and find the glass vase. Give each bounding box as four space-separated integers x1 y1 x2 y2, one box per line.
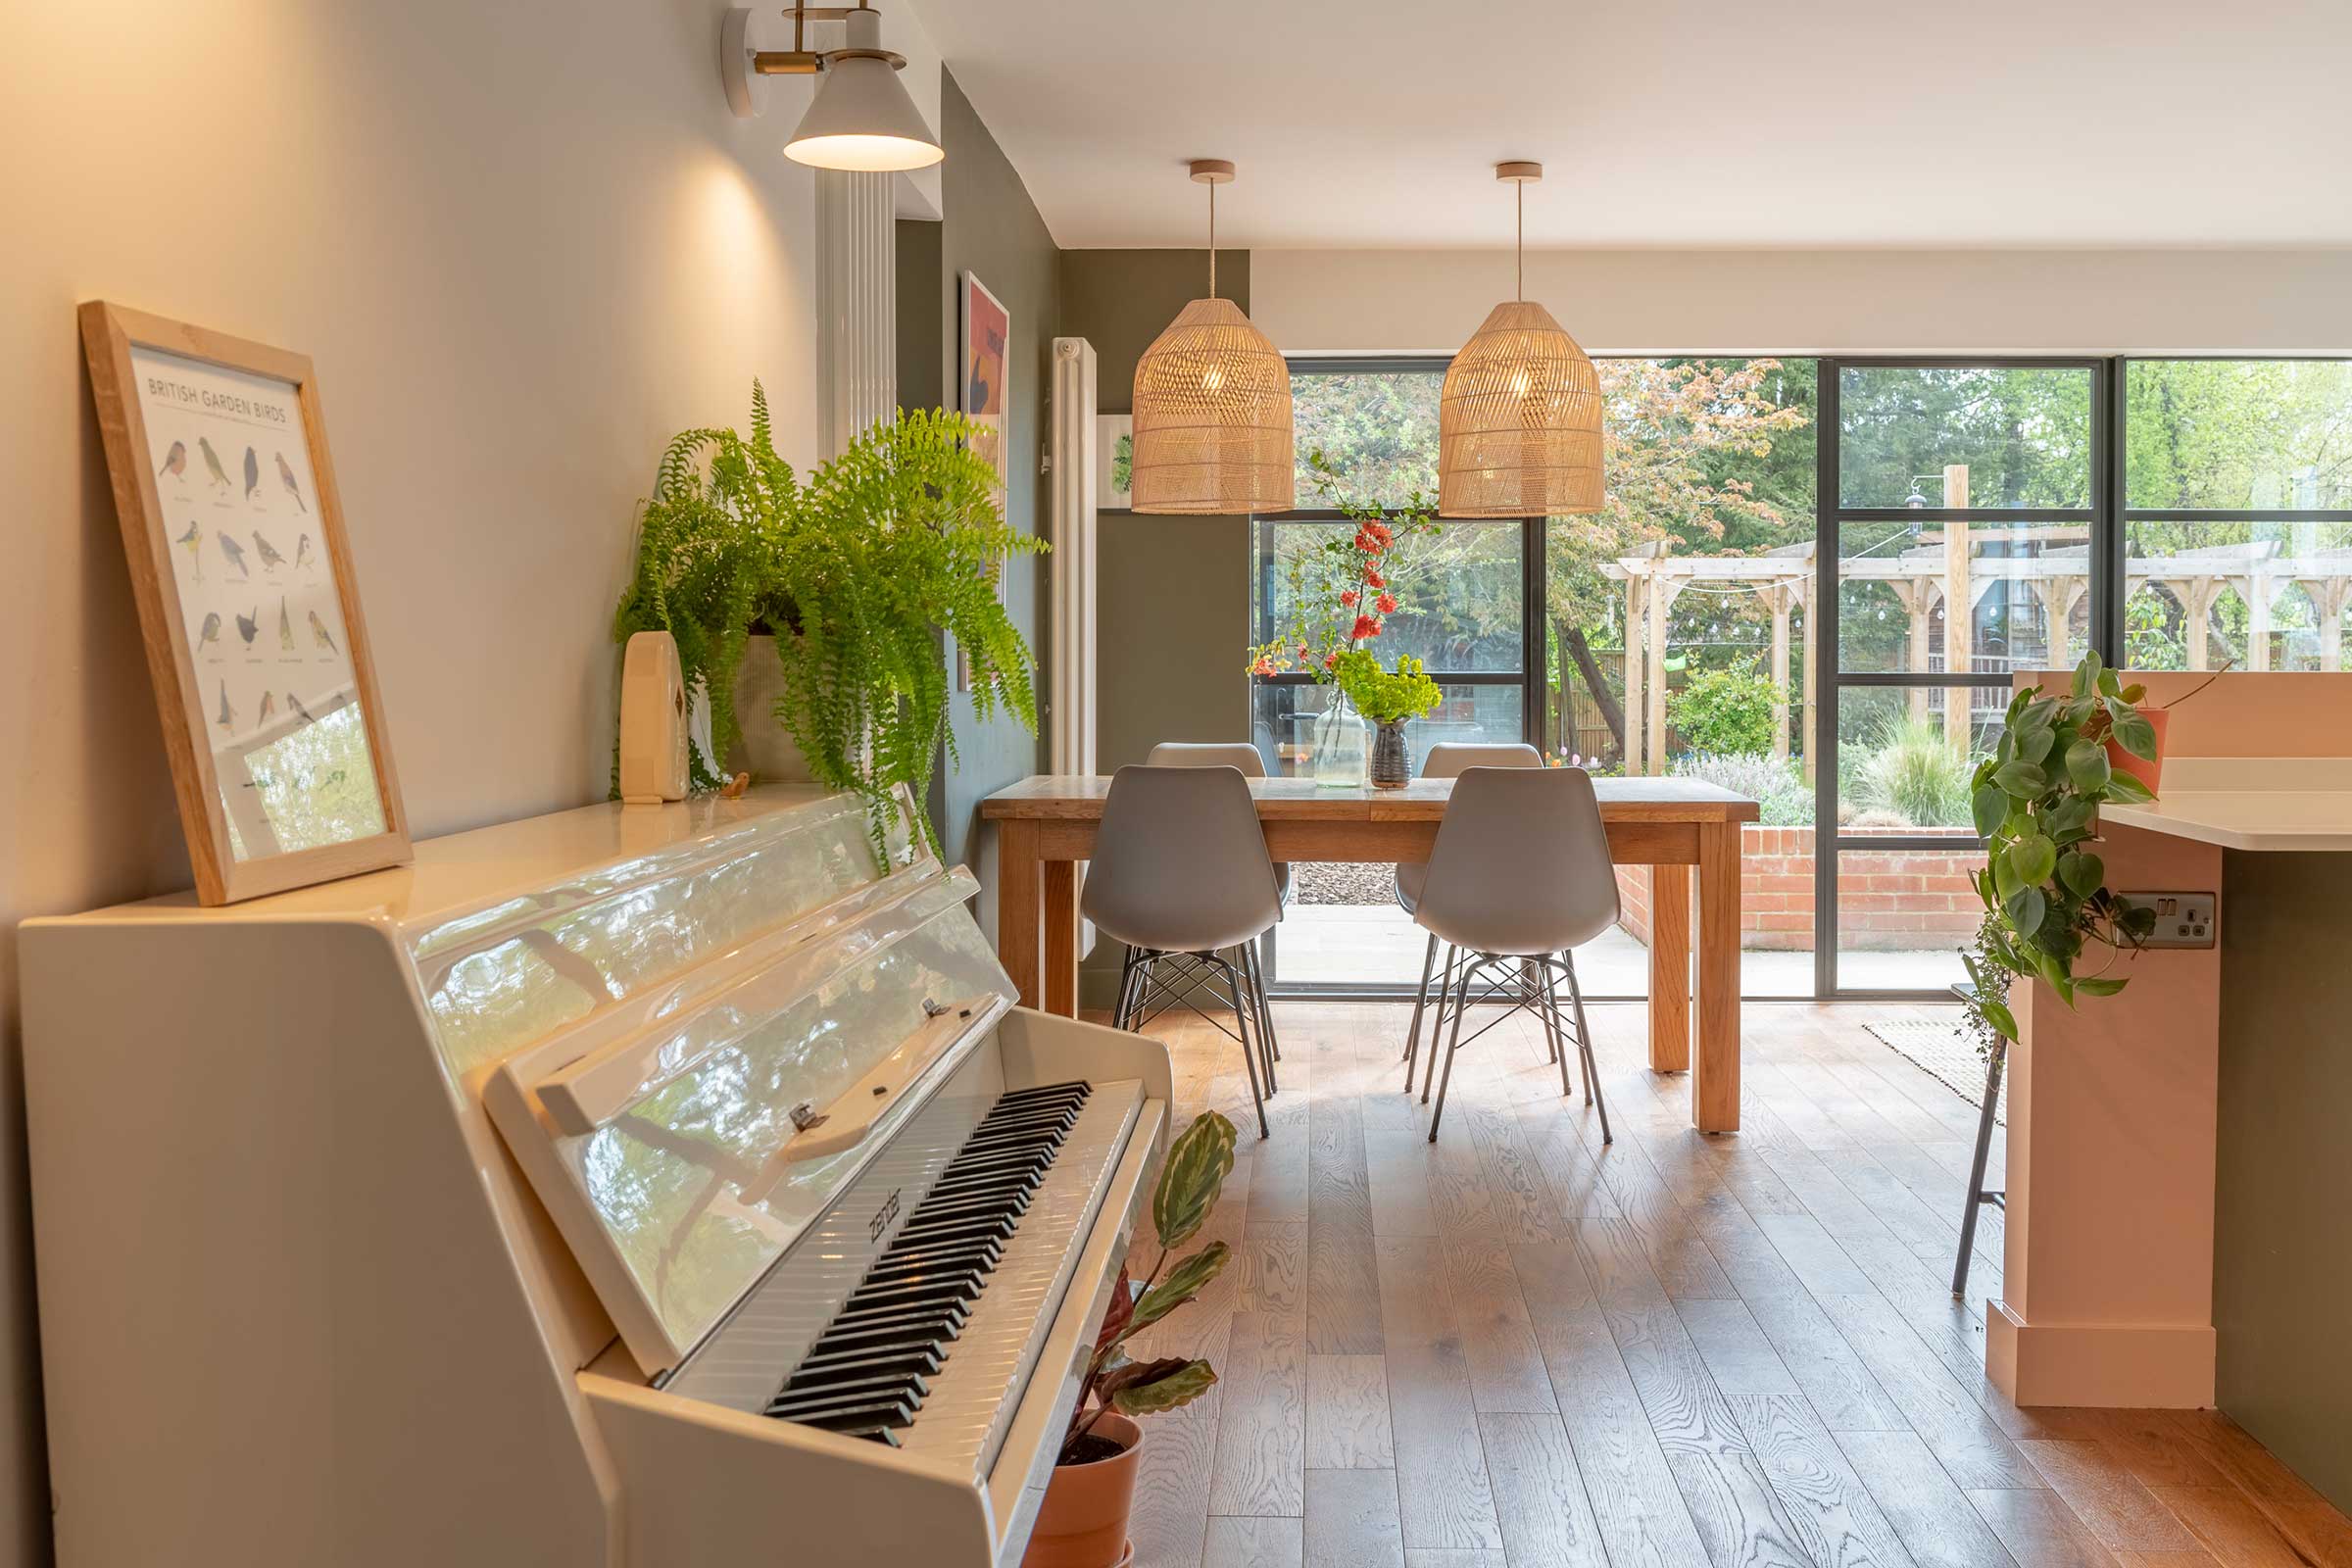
1311 689 1367 789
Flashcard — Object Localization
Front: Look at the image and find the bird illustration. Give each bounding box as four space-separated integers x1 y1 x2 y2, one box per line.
195 612 221 653
277 597 294 652
294 533 315 570
253 530 286 572
158 441 187 481
175 519 204 582
287 691 316 725
242 446 261 502
308 610 337 654
217 530 249 578
235 607 260 647
216 680 234 732
257 690 278 725
198 437 232 492
275 453 307 513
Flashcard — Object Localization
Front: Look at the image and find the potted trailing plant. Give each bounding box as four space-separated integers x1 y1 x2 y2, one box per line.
1025 1109 1237 1568
1246 450 1440 787
2101 665 2226 796
1958 651 2161 1051
612 386 1044 857
1333 650 1442 787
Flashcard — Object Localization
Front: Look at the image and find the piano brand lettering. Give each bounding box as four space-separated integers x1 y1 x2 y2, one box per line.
868 1186 902 1244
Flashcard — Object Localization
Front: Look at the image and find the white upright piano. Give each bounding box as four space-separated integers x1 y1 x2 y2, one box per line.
21 786 1170 1567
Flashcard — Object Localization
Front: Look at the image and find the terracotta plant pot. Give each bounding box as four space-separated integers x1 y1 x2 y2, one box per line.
1021 1413 1142 1568
2105 704 2170 796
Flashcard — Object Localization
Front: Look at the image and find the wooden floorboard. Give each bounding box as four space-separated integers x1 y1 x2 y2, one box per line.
1102 1002 2348 1568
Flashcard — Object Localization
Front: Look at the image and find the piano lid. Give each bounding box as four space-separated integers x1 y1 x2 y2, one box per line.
482 790 1017 1377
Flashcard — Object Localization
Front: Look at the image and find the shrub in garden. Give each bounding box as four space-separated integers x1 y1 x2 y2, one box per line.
1665 660 1781 756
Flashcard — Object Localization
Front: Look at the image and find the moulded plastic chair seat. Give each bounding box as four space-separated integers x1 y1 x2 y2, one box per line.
1393 741 1542 915
1415 765 1619 956
1081 763 1282 955
1147 741 1291 904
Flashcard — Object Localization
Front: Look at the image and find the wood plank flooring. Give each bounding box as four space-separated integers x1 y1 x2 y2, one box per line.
1112 999 2349 1568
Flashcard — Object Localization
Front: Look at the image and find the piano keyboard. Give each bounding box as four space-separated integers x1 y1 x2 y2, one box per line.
665 1063 1147 1481
763 1081 1093 1444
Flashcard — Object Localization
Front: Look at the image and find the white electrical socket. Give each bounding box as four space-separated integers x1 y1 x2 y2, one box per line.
2120 891 2217 949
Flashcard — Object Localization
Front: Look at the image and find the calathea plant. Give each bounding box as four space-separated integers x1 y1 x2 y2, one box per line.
1058 1109 1237 1465
1960 651 2160 1047
612 386 1043 857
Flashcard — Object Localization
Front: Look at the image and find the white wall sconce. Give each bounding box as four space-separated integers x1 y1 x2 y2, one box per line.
721 4 943 172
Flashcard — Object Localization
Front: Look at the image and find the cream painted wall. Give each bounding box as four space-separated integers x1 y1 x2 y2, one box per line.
0 1 951 1558
1253 247 2352 356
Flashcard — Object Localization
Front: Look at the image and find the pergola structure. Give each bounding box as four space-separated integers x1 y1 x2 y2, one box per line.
1607 536 2352 777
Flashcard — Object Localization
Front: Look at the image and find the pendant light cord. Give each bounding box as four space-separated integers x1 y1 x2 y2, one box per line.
1516 178 1524 302
1207 178 1218 299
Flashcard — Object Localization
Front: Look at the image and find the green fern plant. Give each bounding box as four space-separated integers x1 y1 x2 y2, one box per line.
613 388 1044 856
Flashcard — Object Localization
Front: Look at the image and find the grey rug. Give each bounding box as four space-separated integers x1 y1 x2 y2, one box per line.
1865 1017 2006 1126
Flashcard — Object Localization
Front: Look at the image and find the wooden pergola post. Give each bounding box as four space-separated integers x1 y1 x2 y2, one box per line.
1645 567 1683 776
1799 575 1818 783
1765 583 1794 761
1622 572 1646 773
1893 581 1936 721
2245 573 2273 671
2309 577 2351 671
1942 464 1973 752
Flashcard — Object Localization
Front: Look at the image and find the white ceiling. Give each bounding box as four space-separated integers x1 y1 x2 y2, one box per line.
909 0 2352 250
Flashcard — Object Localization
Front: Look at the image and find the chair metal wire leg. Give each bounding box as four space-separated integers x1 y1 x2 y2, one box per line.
1200 952 1269 1141
1531 958 1564 1063
1410 943 1457 1093
1403 931 1440 1063
1420 947 1455 1102
1112 946 1145 1030
1561 951 1611 1144
1243 943 1279 1094
1429 956 1488 1141
1540 957 1575 1101
1952 1040 2007 1298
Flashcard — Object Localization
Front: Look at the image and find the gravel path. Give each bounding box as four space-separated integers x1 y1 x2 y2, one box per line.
1294 861 1397 906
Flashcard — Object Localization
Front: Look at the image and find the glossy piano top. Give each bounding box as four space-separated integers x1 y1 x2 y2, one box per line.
44 785 848 928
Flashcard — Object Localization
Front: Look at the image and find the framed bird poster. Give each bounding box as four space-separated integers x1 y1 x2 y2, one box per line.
78 302 410 905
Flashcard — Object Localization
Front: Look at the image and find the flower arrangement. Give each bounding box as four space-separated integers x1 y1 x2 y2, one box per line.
1246 450 1440 679
1332 650 1442 726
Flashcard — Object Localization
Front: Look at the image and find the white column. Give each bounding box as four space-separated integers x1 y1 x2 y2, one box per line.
815 170 897 457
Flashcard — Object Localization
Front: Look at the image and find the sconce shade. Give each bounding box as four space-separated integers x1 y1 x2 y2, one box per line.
785 50 943 171
1129 297 1296 514
1438 299 1604 517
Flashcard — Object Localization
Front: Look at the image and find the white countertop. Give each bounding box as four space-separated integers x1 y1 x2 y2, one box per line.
2101 757 2352 852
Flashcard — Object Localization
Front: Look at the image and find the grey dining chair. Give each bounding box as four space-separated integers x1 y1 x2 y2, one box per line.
1408 764 1618 1145
1147 740 1288 1068
1081 763 1283 1138
1396 742 1544 1074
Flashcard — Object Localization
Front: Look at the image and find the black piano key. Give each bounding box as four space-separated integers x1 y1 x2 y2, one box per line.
776 1396 916 1434
771 1370 933 1411
807 1304 963 1345
791 1343 947 1383
906 1192 1031 1226
925 1168 1042 1199
843 1275 983 1314
994 1080 1089 1106
973 1106 1080 1136
864 1247 1000 1283
890 1215 1015 1249
825 1299 968 1335
871 1238 1002 1272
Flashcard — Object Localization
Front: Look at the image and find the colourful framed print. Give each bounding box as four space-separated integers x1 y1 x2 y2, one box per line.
79 302 411 905
960 270 1010 500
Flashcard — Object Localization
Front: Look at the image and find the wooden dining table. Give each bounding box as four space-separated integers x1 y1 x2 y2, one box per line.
980 774 1760 1132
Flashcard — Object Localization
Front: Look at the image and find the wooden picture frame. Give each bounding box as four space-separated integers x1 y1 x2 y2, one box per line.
79 302 411 905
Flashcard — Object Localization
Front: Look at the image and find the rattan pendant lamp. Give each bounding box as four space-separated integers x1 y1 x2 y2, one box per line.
1128 160 1296 514
1438 162 1603 517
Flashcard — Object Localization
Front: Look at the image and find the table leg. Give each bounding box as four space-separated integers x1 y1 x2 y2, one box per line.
1648 863 1691 1073
1043 859 1078 1016
998 819 1042 1009
1694 820 1742 1133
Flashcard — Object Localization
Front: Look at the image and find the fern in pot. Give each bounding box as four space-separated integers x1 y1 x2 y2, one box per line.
612 386 1043 856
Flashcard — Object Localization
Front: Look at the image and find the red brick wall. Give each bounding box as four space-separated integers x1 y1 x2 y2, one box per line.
1614 825 1981 952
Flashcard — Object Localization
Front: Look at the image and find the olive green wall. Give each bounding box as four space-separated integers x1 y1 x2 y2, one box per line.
1058 249 1256 1005
2215 848 2352 1513
903 71 1058 928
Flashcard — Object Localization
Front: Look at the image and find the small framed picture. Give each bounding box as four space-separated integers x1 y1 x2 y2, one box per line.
79 302 411 905
1096 414 1134 511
